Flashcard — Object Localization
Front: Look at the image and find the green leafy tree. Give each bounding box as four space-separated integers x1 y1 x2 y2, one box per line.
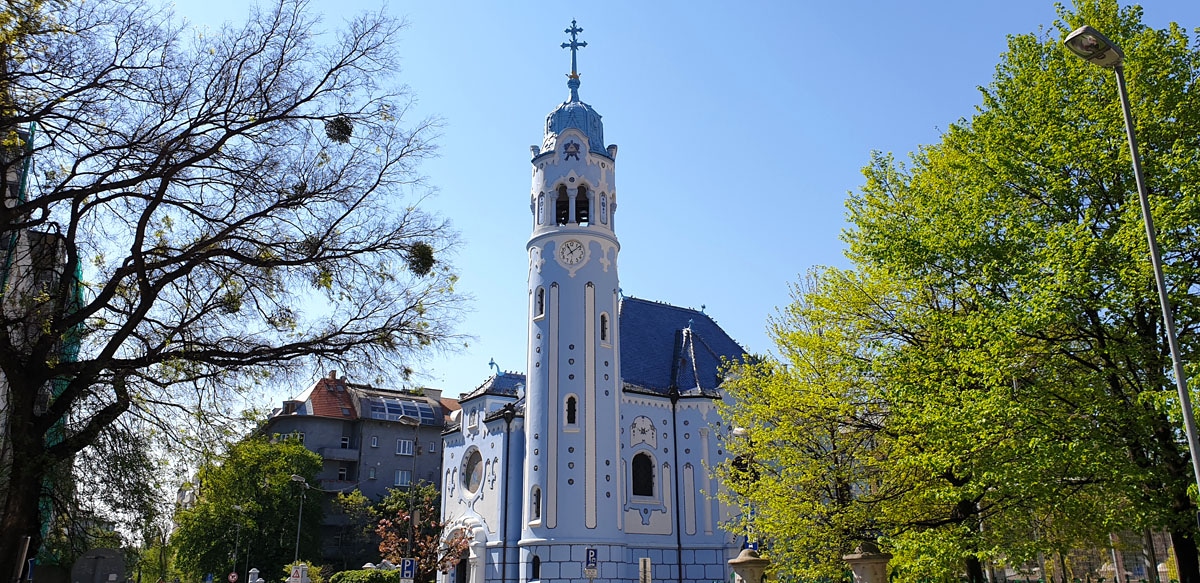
330 489 378 571
720 2 1200 582
0 0 463 575
171 438 322 582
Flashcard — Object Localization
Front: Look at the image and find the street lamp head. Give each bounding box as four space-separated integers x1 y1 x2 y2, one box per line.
1064 25 1124 68
290 474 308 487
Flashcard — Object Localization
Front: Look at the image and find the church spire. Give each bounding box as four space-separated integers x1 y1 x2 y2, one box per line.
561 19 586 102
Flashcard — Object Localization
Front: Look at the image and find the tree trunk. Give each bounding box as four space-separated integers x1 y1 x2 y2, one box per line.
1170 529 1200 583
965 555 987 583
0 437 49 582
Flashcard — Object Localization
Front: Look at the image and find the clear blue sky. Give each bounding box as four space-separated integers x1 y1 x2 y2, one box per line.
169 1 1200 399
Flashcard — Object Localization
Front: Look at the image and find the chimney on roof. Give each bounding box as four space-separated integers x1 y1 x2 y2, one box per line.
329 370 338 379
423 388 442 401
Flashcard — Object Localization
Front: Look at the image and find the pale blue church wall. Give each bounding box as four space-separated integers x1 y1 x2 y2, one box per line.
616 394 737 583
442 393 523 582
478 415 525 583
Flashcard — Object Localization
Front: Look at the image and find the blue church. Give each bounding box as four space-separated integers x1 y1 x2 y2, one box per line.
439 21 749 583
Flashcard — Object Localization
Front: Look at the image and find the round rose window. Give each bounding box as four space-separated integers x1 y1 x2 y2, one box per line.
462 448 483 494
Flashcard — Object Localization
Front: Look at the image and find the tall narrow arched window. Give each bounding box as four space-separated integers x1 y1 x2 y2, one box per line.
535 287 545 318
632 453 654 496
565 396 577 425
531 556 541 580
536 193 545 225
556 185 569 225
531 486 542 521
575 185 589 225
600 313 609 343
600 194 608 225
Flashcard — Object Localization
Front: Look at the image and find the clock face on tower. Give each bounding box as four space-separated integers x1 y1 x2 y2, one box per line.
558 239 586 266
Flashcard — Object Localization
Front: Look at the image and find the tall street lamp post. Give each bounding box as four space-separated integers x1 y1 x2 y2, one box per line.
1064 25 1200 499
231 504 242 582
290 475 309 567
397 415 420 558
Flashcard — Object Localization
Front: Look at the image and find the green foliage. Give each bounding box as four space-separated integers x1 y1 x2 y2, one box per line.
327 490 377 571
328 569 402 583
720 2 1200 582
405 242 436 277
171 438 323 582
281 562 325 583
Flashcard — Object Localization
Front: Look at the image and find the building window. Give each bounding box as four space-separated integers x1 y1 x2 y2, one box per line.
368 467 377 480
632 453 654 497
371 436 378 448
537 193 545 225
534 287 545 318
555 185 569 225
530 487 542 522
600 193 608 225
462 448 483 494
395 469 412 487
338 466 348 481
340 436 351 449
397 439 414 456
531 556 541 580
292 432 305 443
565 396 577 425
428 441 438 453
575 185 589 225
600 313 609 343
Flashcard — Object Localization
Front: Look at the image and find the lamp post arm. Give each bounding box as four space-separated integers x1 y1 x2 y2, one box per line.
1114 64 1200 493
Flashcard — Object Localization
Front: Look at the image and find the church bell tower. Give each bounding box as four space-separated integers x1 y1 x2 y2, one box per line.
521 19 625 576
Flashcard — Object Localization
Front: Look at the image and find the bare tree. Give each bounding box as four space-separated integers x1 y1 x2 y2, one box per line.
0 0 463 574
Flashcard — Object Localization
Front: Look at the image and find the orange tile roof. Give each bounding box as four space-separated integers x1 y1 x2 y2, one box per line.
307 377 358 419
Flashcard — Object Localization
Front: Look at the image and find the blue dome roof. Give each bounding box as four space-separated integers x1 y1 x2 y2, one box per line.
546 77 608 157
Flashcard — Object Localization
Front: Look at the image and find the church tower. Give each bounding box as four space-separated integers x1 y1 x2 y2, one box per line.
440 20 746 583
521 19 625 579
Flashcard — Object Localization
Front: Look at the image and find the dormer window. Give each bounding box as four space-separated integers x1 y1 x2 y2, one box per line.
556 185 569 225
575 186 589 225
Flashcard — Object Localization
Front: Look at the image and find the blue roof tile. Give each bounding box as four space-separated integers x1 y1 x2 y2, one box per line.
618 297 748 395
460 371 526 402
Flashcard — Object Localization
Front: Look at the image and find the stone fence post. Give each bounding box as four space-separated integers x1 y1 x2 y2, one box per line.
843 542 892 583
729 549 770 583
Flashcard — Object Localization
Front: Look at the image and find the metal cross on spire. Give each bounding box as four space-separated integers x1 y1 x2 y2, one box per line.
561 19 587 79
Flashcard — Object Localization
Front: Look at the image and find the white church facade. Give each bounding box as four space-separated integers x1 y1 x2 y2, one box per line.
439 22 748 583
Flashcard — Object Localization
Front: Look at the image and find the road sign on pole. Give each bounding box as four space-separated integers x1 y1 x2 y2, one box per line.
399 558 416 583
288 565 308 583
585 547 598 579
